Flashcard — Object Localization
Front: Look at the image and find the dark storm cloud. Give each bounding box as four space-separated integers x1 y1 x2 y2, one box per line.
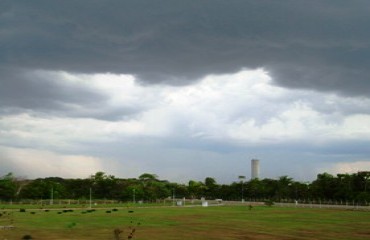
1 0 370 96
0 68 99 109
0 68 140 120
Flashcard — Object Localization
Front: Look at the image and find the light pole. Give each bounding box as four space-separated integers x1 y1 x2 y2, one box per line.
238 176 246 202
89 187 92 209
294 184 297 200
172 188 175 206
289 183 298 204
50 187 54 205
133 188 136 204
364 176 369 192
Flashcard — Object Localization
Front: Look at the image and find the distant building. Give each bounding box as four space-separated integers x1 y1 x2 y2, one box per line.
251 159 260 179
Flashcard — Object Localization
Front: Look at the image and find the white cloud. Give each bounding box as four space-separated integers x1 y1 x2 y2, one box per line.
339 115 370 139
0 146 104 178
1 68 370 180
2 68 370 149
320 161 370 176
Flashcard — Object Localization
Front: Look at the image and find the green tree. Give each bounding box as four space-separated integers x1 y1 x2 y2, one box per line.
260 178 277 199
139 173 158 181
311 172 336 201
188 180 206 199
90 172 118 199
137 173 172 202
246 178 263 200
204 177 219 199
0 173 17 200
120 181 145 202
19 178 50 199
276 176 293 201
64 178 92 199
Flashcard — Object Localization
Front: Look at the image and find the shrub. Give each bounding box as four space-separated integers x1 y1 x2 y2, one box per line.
22 235 33 239
20 208 26 212
113 228 123 240
67 222 76 229
264 200 274 207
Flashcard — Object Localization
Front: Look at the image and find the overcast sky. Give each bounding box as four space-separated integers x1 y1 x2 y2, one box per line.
1 1 370 183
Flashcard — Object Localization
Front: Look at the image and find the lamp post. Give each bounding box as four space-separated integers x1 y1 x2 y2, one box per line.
172 188 175 206
133 188 136 204
89 187 92 209
50 187 54 205
288 183 298 205
364 176 369 192
238 176 246 202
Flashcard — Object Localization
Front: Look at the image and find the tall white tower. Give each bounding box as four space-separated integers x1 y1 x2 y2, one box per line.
251 159 260 179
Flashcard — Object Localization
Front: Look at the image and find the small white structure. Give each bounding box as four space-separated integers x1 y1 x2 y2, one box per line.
202 201 208 207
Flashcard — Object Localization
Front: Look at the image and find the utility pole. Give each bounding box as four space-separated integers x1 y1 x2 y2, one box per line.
50 187 54 205
172 189 175 206
133 188 136 204
89 187 92 209
238 176 246 202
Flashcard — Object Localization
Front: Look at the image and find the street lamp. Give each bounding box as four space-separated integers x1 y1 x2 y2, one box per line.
238 176 246 202
172 188 175 206
89 187 92 209
364 176 370 192
133 188 136 204
288 183 298 203
50 187 54 205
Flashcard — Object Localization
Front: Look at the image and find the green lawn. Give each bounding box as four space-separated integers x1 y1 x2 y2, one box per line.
1 205 370 239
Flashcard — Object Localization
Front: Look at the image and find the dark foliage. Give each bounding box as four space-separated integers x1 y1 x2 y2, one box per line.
1 171 370 204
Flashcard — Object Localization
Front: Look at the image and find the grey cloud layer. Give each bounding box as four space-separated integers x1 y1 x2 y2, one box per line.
2 1 370 182
0 69 141 120
1 1 370 96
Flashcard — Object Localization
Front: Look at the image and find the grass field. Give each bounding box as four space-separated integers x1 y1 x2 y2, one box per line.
0 204 370 239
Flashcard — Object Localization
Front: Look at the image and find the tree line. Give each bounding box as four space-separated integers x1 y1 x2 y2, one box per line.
1 171 370 204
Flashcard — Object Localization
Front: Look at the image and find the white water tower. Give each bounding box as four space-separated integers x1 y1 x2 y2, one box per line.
251 159 260 179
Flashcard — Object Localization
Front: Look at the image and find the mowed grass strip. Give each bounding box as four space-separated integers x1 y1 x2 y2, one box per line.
0 206 370 239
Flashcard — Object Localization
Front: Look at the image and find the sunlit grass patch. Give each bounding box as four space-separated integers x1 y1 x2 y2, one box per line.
0 205 370 239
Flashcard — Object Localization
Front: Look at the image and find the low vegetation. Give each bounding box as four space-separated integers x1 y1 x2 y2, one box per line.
1 171 370 205
0 171 369 239
0 205 370 239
